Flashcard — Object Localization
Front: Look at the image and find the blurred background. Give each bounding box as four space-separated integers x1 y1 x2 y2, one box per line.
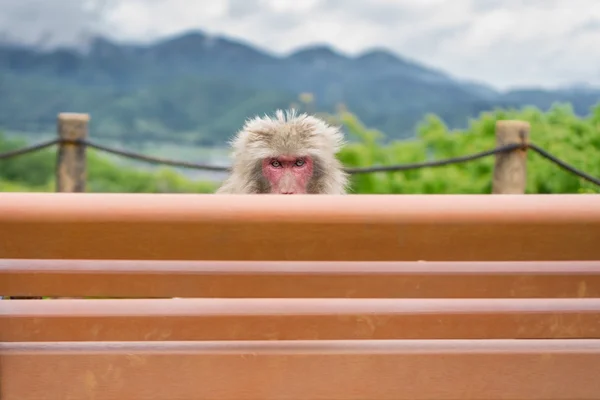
0 0 598 194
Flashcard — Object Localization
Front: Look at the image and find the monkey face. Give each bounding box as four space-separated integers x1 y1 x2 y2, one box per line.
261 155 314 194
216 110 349 195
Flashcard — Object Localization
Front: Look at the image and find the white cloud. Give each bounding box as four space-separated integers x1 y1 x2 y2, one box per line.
0 0 109 47
0 0 599 90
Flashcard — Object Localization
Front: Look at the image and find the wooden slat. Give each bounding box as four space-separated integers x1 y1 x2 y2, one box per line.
2 340 600 400
0 193 599 261
2 259 600 298
3 298 600 341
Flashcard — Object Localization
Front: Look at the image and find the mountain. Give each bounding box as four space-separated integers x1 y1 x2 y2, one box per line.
0 30 599 146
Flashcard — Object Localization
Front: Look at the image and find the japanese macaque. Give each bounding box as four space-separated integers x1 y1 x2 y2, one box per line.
216 109 348 194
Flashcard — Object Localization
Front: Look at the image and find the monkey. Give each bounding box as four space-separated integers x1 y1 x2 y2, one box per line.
216 109 349 194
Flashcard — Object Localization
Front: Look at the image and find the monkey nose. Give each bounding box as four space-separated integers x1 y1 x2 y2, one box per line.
280 191 296 195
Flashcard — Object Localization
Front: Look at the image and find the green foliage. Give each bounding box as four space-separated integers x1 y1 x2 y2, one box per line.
0 103 598 195
0 133 218 193
336 102 600 194
0 133 56 186
86 152 218 193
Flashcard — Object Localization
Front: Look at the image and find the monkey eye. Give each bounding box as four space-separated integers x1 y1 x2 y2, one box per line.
294 159 305 167
270 160 282 168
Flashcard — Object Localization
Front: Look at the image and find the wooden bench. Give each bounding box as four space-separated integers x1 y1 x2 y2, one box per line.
1 193 600 400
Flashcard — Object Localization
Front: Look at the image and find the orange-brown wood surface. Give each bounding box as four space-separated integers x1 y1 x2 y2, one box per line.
3 298 600 341
2 340 600 400
2 259 599 298
0 193 599 261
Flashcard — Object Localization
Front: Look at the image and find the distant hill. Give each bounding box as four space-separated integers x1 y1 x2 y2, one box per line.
0 30 599 145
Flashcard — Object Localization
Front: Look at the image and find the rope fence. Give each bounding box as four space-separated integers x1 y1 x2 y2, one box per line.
0 113 599 191
0 138 60 161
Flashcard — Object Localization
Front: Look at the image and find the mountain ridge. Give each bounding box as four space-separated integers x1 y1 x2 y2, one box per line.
0 30 598 146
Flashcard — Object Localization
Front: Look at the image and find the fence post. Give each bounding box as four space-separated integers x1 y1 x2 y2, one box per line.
56 113 89 193
492 120 530 194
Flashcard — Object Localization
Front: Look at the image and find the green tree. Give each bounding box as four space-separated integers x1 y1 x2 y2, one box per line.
1 103 598 195
336 103 600 194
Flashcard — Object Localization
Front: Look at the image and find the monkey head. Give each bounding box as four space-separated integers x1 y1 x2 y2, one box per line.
216 109 349 194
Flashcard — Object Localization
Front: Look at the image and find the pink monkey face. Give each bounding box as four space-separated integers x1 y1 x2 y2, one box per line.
261 155 314 194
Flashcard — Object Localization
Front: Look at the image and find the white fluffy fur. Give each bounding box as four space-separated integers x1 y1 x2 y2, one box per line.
216 109 348 194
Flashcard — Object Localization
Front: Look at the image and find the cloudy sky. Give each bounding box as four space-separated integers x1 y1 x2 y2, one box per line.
1 0 599 90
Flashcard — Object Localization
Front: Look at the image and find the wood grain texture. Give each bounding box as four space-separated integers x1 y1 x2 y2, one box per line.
2 298 600 341
493 120 529 194
55 113 88 193
3 260 599 298
0 193 599 261
2 340 600 400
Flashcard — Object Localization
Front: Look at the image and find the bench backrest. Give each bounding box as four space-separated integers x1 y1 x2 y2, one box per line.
0 193 599 261
2 193 600 400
